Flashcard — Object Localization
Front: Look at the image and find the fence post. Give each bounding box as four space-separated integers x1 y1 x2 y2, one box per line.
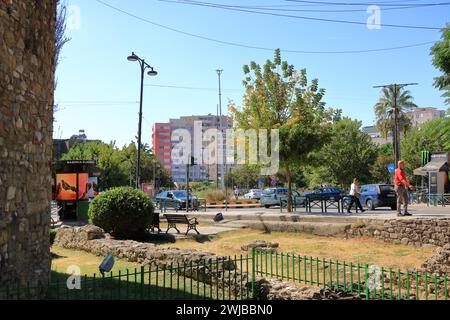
365 264 369 300
252 247 256 300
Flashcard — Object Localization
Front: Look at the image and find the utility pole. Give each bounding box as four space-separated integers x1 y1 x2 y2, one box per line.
216 103 220 190
216 69 224 190
373 83 418 168
153 161 156 195
186 156 190 212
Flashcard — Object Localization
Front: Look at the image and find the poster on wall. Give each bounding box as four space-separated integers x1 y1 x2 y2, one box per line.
56 173 90 201
78 173 89 200
87 177 99 200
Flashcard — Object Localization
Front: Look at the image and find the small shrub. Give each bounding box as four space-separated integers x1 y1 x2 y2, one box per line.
88 187 154 239
205 188 232 202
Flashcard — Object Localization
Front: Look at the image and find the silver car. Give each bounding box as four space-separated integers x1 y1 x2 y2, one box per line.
244 189 262 200
260 187 301 208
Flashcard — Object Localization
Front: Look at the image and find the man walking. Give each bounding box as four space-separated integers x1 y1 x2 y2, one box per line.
348 178 365 213
395 160 414 216
234 186 240 200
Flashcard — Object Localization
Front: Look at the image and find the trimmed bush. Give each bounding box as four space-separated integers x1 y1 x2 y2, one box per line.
88 187 154 239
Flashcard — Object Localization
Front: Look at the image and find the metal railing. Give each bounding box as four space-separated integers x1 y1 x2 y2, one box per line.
2 248 449 300
253 249 449 300
1 256 252 300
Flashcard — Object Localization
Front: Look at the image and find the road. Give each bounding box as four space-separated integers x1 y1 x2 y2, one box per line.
192 204 450 220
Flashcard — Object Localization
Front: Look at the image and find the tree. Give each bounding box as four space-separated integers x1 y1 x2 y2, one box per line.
309 118 378 189
61 141 128 189
370 143 394 184
401 118 450 184
374 86 417 139
229 49 335 211
225 165 261 189
430 24 450 104
61 141 174 190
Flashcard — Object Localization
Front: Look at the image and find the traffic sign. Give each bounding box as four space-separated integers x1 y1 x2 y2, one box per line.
388 163 395 173
257 178 264 186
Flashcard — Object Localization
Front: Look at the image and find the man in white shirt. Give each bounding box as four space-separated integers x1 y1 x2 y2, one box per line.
348 178 365 213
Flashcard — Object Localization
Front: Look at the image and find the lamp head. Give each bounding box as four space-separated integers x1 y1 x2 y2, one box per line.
147 68 158 76
127 52 139 62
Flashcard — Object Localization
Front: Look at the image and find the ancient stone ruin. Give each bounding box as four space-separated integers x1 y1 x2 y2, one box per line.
0 0 56 294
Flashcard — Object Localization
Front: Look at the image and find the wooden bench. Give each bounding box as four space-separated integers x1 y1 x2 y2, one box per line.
164 214 200 235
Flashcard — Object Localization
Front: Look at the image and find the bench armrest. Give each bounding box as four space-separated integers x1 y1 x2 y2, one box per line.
188 217 198 224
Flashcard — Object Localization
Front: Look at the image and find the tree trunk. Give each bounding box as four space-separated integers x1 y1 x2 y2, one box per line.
286 165 293 212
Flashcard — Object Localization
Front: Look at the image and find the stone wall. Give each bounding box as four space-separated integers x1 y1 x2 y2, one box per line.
54 226 218 268
0 0 56 291
347 218 450 247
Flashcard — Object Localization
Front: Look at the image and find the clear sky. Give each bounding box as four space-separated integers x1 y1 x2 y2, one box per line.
54 0 449 147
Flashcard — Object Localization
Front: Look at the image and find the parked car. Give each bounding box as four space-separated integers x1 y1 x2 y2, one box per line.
244 189 262 200
154 190 198 209
260 187 301 208
303 187 343 201
358 184 397 210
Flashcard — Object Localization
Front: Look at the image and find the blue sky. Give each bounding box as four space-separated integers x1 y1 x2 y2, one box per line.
54 0 449 147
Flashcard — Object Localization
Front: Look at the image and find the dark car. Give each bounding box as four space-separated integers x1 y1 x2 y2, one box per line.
303 187 343 201
359 184 397 210
154 190 198 209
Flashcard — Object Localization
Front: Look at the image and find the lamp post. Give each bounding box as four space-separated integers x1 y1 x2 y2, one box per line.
127 52 158 189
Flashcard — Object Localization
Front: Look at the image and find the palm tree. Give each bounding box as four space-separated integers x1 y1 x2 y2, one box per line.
374 86 417 139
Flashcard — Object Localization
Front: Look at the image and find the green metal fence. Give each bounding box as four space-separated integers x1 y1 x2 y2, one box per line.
2 249 449 300
253 249 449 300
0 256 252 300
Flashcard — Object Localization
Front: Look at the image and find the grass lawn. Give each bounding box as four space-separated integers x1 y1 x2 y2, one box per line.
50 246 248 300
52 246 142 276
158 229 435 270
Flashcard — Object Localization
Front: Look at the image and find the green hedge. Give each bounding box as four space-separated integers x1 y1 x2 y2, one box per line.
88 187 155 239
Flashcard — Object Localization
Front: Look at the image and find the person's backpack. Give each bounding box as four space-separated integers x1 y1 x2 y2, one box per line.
214 213 224 222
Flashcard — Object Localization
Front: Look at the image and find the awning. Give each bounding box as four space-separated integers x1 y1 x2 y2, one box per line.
423 160 448 172
414 160 448 176
413 167 427 176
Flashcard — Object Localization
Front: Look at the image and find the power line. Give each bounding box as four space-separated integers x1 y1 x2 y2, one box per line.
145 84 240 92
285 0 439 5
94 0 439 54
177 0 450 13
160 0 445 30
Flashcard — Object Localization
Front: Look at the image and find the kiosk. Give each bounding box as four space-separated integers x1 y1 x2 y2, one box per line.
52 160 102 221
414 152 450 201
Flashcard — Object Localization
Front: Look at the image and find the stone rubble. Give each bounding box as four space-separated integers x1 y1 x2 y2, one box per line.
241 240 279 252
252 278 362 300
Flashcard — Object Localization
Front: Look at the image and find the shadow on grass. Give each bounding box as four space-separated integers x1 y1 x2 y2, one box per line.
2 270 216 300
50 252 66 260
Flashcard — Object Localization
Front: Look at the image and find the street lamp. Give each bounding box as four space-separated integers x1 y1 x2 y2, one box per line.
127 51 158 189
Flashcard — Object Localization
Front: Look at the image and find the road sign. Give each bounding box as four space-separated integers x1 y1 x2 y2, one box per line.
271 178 277 186
388 163 395 173
257 178 264 186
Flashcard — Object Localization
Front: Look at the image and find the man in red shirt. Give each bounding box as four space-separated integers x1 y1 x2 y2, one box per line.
394 160 414 216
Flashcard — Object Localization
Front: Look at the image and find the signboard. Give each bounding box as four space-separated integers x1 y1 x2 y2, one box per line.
388 164 395 173
56 173 89 201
